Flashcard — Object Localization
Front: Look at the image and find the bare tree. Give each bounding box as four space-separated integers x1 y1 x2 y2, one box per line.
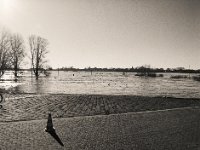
10 33 25 77
29 35 49 78
0 30 11 77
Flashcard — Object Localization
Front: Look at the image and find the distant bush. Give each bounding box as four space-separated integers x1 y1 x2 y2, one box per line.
135 72 163 77
43 70 51 76
193 75 200 81
170 75 188 79
135 65 164 78
148 73 157 77
157 74 164 77
135 72 145 77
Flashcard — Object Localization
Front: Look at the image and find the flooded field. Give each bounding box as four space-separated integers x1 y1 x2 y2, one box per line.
0 71 200 98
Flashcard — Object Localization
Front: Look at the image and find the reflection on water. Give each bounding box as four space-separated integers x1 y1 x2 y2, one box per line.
1 71 200 98
0 71 23 90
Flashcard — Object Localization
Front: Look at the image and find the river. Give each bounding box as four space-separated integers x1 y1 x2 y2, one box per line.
0 71 200 98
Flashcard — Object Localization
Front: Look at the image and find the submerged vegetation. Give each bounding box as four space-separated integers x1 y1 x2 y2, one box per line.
134 65 163 77
170 75 188 79
135 72 164 77
193 75 200 81
135 72 156 77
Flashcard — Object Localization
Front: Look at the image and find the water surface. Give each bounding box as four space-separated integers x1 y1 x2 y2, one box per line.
1 71 200 98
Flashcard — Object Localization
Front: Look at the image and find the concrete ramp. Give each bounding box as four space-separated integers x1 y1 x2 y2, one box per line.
0 107 200 150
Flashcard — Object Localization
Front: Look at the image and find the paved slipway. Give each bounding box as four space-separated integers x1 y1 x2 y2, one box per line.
1 94 200 122
0 94 200 149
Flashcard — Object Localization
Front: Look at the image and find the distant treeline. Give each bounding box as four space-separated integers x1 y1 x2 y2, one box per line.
54 66 200 73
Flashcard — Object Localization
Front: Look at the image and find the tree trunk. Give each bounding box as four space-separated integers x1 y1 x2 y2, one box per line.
14 64 18 77
14 57 18 77
35 48 39 79
35 70 39 79
14 70 17 77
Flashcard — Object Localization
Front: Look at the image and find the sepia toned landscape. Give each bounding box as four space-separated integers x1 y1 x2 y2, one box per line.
0 0 200 149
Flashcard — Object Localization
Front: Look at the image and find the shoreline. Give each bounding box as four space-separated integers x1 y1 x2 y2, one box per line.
2 91 200 100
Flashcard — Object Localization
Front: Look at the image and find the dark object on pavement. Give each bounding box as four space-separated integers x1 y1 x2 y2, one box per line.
45 113 64 146
45 113 55 132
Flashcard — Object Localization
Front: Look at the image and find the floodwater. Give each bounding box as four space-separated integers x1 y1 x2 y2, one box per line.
0 71 200 98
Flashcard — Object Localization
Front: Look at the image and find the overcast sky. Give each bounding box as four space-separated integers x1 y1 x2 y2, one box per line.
0 0 199 69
